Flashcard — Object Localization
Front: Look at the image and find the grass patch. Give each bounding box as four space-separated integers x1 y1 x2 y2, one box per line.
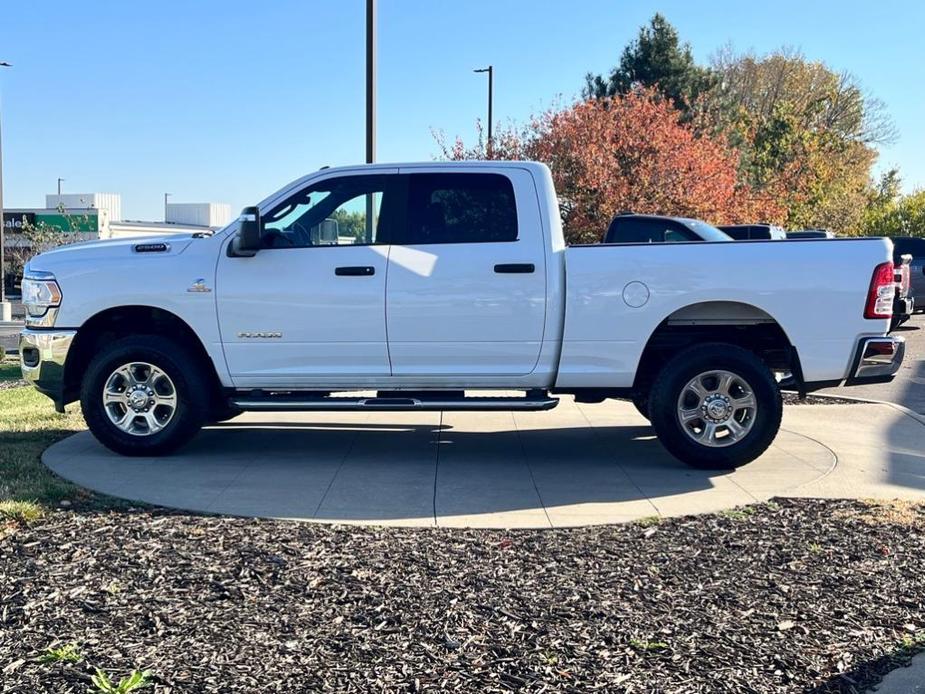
0 356 23 383
0 499 46 523
91 668 152 693
630 638 670 652
856 499 924 527
0 382 111 520
37 643 83 664
720 505 756 521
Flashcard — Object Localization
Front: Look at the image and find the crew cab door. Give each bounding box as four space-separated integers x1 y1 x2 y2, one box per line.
385 168 547 376
216 171 398 387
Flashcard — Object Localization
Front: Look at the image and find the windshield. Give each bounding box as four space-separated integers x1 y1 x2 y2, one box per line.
681 219 733 242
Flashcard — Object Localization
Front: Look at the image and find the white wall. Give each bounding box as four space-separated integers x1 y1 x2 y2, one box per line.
166 202 231 227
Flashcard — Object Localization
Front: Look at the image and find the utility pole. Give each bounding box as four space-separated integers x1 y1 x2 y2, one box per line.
0 61 11 315
365 0 376 241
164 193 171 222
366 0 376 165
474 65 493 158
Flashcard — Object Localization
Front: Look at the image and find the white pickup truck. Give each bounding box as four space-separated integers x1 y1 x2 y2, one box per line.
19 162 904 468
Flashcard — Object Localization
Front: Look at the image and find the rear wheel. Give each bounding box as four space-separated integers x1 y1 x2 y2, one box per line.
648 343 782 469
80 335 209 456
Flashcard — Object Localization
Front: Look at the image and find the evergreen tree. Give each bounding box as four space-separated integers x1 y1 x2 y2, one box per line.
583 14 714 113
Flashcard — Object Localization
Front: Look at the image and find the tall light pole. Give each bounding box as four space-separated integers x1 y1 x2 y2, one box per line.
57 177 65 196
366 0 376 165
473 65 493 158
0 60 11 312
164 193 172 222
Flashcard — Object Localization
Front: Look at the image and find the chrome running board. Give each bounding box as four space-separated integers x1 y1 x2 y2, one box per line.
231 393 559 412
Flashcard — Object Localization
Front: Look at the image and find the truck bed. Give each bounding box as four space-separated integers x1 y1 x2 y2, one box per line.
555 238 893 388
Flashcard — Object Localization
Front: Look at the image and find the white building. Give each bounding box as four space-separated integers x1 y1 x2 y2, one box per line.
46 193 123 223
7 192 233 241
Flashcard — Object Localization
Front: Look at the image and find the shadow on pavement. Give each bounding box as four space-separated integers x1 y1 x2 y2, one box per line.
52 420 733 523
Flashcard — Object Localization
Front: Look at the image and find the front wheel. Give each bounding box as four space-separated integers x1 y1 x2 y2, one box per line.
648 343 782 469
80 335 209 456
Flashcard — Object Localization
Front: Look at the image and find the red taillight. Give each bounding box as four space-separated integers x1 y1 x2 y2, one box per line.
865 261 895 319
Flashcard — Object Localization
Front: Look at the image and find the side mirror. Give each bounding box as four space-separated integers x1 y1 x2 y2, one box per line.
230 206 262 257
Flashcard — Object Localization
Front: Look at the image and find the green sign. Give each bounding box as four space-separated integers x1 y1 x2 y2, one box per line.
35 212 98 233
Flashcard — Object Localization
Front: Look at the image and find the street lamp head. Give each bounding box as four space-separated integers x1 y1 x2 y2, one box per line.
473 67 490 73
0 62 11 67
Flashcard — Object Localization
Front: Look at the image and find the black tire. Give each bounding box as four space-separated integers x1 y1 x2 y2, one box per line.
648 343 782 470
631 393 650 421
80 335 210 456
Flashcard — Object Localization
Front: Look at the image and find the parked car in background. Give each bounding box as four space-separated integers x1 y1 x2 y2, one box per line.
889 237 925 312
786 229 837 239
604 213 732 243
718 224 787 240
892 254 914 330
20 162 904 470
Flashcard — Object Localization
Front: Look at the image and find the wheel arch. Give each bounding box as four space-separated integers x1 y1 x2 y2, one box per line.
63 305 223 407
633 300 799 394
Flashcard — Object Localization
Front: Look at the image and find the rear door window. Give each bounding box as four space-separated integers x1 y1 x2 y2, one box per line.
400 173 518 244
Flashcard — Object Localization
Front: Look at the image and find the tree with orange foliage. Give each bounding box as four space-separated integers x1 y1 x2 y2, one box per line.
435 89 781 244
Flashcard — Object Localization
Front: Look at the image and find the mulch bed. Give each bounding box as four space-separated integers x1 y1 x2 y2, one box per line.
2 499 924 692
781 392 866 406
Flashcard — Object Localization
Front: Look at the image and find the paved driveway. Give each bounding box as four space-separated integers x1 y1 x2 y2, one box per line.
0 321 22 354
44 396 925 528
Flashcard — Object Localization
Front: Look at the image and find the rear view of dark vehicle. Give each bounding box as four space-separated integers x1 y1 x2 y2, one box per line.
892 254 914 330
890 237 925 312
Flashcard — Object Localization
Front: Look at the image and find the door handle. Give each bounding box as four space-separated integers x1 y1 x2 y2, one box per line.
494 263 535 274
335 266 376 276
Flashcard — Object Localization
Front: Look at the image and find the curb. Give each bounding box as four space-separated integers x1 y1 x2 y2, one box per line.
783 390 925 427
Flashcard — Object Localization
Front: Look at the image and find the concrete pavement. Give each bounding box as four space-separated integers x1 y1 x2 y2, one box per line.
43 396 925 528
875 653 925 693
0 320 23 354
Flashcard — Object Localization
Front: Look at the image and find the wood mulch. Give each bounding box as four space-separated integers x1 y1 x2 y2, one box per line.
2 498 924 692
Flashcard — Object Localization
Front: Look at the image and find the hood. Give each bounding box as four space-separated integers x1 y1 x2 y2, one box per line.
25 234 202 274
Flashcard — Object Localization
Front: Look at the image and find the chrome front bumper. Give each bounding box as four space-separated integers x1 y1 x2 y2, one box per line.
19 328 77 411
847 336 905 385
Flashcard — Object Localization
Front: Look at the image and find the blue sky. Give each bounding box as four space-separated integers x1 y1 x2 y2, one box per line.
2 0 922 220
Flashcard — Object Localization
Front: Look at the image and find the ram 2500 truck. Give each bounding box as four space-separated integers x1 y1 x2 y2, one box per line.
19 162 904 468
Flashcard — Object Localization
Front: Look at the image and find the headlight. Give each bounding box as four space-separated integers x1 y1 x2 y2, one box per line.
22 271 63 317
